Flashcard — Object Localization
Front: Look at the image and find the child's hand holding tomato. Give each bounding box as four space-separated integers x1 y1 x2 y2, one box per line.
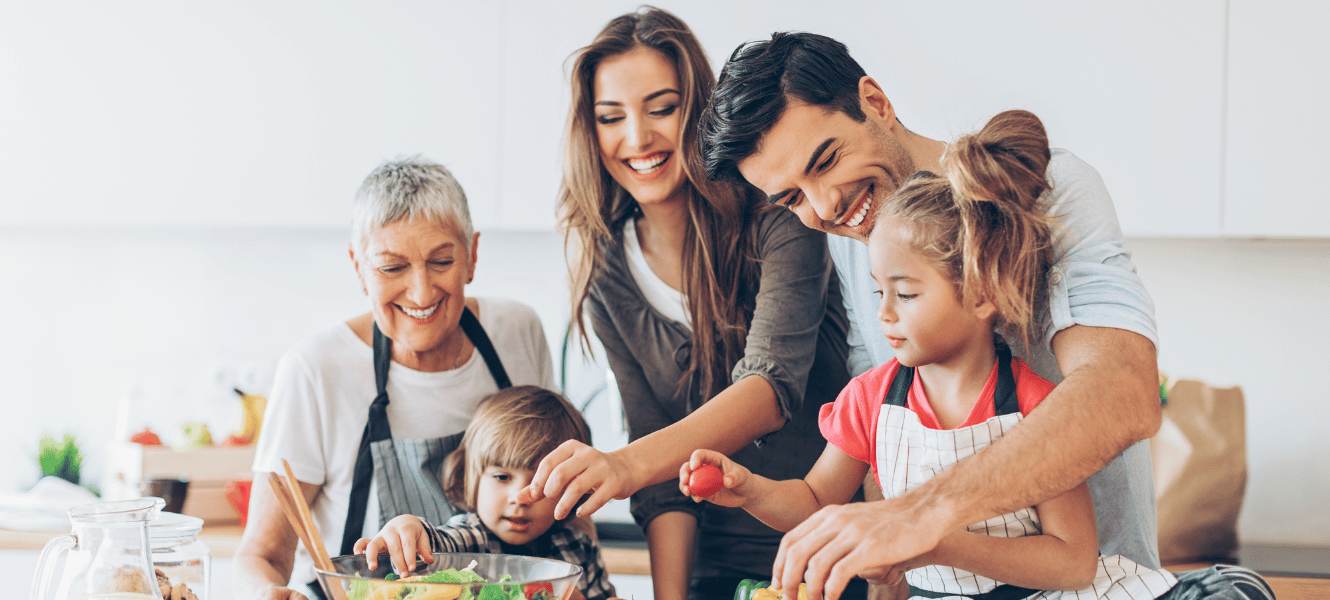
679 449 751 507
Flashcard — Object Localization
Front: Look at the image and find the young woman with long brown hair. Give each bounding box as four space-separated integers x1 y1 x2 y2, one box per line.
522 8 857 600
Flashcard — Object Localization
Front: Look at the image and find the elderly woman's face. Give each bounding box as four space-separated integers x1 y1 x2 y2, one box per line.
352 217 478 369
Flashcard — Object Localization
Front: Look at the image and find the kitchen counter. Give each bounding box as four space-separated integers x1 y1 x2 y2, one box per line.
7 524 654 600
1 524 652 576
9 526 1328 600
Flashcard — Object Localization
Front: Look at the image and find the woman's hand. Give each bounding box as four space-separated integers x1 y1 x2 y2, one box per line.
678 449 752 507
354 515 434 574
521 440 639 519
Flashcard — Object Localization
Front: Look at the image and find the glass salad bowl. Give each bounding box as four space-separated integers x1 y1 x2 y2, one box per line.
315 552 583 600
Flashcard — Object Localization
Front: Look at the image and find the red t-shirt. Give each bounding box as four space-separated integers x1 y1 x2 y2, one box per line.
818 358 1056 488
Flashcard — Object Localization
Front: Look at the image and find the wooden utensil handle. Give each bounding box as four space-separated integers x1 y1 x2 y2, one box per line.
279 460 348 600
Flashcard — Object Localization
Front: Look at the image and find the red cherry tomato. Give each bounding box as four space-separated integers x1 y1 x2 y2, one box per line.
688 463 724 497
524 582 554 600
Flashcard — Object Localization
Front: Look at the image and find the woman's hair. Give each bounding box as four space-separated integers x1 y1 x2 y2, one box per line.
351 155 474 254
878 110 1057 349
442 385 592 513
558 6 764 398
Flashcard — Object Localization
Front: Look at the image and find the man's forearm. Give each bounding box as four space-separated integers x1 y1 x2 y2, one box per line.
902 325 1160 533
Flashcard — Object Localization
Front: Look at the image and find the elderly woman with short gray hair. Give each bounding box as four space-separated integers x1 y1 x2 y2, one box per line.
234 156 556 600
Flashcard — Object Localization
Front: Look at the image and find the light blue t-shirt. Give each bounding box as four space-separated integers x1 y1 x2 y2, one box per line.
829 148 1162 568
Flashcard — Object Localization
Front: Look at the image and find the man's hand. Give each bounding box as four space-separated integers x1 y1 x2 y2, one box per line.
772 498 944 600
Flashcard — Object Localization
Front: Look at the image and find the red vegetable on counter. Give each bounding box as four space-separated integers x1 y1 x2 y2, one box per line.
221 433 251 447
225 478 253 526
129 427 162 446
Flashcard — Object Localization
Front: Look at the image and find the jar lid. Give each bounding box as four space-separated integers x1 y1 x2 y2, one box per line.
151 511 204 539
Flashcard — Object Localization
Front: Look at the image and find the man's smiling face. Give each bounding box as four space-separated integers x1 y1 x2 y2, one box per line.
736 101 916 242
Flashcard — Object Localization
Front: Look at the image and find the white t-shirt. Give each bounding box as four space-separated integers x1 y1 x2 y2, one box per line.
622 218 691 329
252 296 555 586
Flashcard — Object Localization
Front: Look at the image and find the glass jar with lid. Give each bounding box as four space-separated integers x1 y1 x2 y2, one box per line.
149 511 210 600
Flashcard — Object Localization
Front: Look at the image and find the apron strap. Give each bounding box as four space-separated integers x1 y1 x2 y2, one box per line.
338 306 512 556
992 341 1020 416
460 306 512 389
340 323 395 556
882 341 1020 417
884 363 914 407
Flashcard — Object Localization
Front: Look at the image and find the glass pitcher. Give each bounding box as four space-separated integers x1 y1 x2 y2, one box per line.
31 498 165 600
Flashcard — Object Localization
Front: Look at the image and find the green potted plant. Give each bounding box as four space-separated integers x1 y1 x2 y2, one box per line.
38 433 84 486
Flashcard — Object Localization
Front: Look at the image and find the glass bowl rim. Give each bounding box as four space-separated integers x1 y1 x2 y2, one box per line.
314 551 585 583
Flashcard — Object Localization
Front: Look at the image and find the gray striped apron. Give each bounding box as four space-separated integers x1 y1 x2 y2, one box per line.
338 306 511 555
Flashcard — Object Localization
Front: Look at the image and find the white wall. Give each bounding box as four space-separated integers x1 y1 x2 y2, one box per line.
1129 239 1330 547
7 0 1289 236
0 2 506 228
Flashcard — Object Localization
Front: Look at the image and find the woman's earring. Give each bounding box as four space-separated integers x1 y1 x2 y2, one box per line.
467 276 473 284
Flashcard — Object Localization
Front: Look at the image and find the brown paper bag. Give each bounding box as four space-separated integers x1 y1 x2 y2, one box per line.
1150 378 1247 563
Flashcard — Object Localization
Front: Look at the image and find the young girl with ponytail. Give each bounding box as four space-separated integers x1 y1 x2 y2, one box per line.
684 111 1195 600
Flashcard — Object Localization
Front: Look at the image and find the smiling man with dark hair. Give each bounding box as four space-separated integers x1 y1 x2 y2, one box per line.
700 32 1273 600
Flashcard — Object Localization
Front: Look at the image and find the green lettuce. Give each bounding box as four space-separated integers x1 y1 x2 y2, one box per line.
418 568 487 584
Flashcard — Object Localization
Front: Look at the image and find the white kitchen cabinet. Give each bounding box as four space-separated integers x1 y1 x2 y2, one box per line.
1224 0 1330 237
498 0 1227 234
495 1 617 231
0 2 504 229
1 2 1232 235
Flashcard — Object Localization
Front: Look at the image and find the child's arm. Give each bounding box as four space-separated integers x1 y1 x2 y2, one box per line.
901 482 1100 591
680 445 867 532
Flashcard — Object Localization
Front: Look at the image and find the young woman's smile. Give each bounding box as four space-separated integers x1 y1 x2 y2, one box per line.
623 151 674 180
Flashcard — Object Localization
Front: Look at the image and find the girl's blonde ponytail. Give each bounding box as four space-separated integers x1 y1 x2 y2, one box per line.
882 110 1057 352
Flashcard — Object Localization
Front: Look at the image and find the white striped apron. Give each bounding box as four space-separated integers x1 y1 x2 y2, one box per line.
876 347 1177 600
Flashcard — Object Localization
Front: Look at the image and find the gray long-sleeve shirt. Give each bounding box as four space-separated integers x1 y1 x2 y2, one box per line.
586 207 851 580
